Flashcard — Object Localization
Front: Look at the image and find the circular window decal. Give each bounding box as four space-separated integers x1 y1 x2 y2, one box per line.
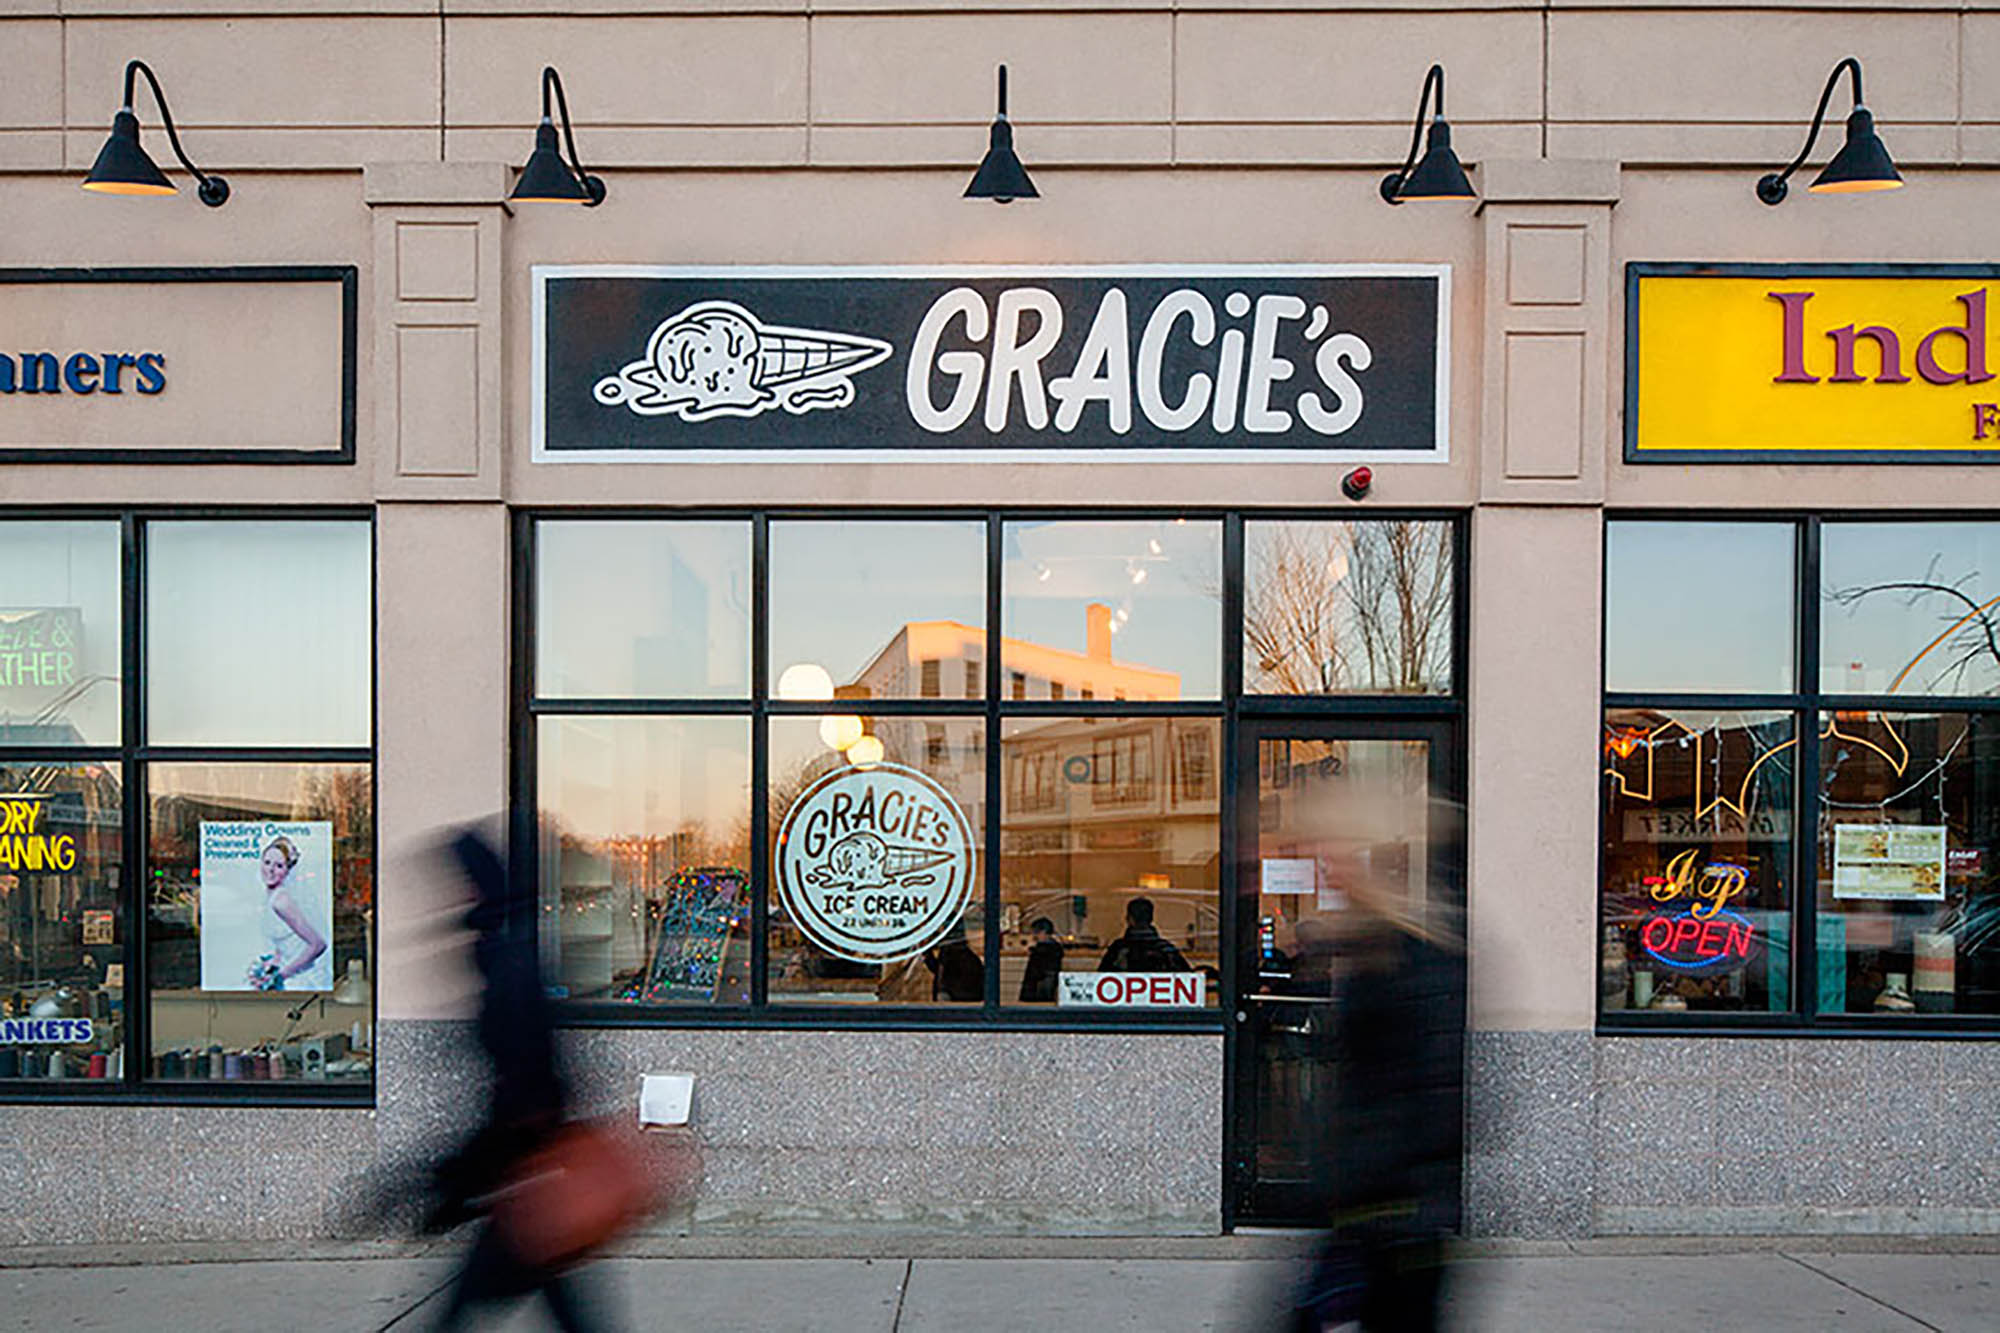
775 762 976 964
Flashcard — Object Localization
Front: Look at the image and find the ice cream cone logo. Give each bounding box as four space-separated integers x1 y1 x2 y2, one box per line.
594 300 892 423
776 762 975 964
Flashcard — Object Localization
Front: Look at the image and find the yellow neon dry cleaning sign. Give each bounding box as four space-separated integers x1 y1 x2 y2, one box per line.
0 794 76 872
1630 264 2000 460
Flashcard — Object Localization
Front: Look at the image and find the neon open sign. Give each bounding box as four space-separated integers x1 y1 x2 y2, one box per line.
1640 908 1757 972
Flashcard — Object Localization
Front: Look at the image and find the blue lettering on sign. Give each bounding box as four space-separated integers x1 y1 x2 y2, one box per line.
0 1018 94 1044
0 352 164 396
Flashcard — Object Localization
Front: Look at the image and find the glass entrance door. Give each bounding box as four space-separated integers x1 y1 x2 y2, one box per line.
1228 718 1462 1225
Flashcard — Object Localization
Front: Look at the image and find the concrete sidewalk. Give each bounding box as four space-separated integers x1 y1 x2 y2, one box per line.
2 1237 1997 1331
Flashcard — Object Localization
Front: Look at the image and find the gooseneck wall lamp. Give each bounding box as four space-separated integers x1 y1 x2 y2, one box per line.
965 65 1038 203
83 60 228 205
1757 57 1903 204
1380 64 1476 205
510 66 606 206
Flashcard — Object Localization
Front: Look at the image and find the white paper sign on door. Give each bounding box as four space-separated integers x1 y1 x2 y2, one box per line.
1261 858 1317 895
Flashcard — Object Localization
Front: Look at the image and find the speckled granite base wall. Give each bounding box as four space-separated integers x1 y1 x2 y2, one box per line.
554 1026 1225 1235
1468 1030 2000 1240
0 1021 1222 1244
1593 1036 2000 1236
1464 1030 1596 1239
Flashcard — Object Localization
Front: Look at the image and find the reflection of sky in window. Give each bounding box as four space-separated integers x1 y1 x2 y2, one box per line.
1002 520 1221 699
538 521 749 698
769 521 985 687
540 715 748 843
1821 523 2000 696
1605 522 1794 694
0 522 122 745
147 522 372 748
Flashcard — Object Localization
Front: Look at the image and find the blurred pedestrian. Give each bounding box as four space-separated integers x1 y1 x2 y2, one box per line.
427 829 627 1333
1289 876 1464 1332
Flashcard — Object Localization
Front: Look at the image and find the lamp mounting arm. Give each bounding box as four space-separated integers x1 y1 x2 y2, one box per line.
1382 64 1446 205
997 64 1009 117
541 66 605 207
123 59 228 206
1758 56 1863 206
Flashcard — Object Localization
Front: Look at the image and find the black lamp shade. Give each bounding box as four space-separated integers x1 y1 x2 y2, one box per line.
82 109 175 196
511 119 591 203
1810 106 1903 193
1396 119 1476 201
966 117 1038 203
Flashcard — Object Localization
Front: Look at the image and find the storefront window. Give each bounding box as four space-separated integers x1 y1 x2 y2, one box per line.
147 521 373 748
527 511 1458 1026
0 763 123 1081
1603 516 2000 1031
1002 519 1221 700
1818 711 2000 1015
0 514 374 1097
1821 522 2000 697
537 520 750 700
769 520 985 701
538 715 751 1006
1243 519 1454 695
998 717 1220 1006
767 715 984 1005
1601 709 1794 1014
147 762 373 1081
1605 521 1795 695
0 521 121 747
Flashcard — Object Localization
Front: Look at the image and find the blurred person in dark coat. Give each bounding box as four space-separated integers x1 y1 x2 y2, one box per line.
1289 860 1465 1332
427 828 620 1333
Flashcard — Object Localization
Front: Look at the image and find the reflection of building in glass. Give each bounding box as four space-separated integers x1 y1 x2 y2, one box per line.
1000 715 1220 975
802 608 1216 1004
847 604 1180 702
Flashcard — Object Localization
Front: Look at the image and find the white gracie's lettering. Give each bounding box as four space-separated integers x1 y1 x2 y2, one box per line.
985 288 1063 431
1210 292 1252 433
907 288 990 433
1300 333 1372 435
1049 289 1133 434
1136 290 1215 431
1244 294 1306 433
904 284 1380 439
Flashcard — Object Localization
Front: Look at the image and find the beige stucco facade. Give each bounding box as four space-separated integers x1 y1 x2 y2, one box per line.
3 1 1999 1242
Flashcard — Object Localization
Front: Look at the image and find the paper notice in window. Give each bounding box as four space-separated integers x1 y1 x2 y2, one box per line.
1261 858 1316 896
1832 824 1947 902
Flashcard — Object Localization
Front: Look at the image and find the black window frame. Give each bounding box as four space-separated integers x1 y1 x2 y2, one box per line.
1600 510 2000 1037
0 506 377 1106
516 507 1467 1034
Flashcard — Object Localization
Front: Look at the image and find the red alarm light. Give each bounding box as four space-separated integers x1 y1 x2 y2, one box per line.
1341 467 1373 500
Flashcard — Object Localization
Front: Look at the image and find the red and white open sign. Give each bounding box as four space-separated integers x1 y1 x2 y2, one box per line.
1056 972 1206 1008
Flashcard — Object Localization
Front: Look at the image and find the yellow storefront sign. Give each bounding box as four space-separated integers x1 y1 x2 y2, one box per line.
1629 264 2000 460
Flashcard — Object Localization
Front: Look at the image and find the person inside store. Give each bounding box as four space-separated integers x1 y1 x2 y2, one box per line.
1019 916 1065 1002
924 918 985 1001
1097 896 1192 973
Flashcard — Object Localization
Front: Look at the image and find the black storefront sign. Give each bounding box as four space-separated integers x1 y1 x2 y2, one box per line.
534 266 1448 460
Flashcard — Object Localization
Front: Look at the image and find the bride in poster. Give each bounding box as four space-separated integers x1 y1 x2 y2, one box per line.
249 835 331 992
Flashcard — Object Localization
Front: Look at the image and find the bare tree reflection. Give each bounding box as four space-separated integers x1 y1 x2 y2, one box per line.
1245 521 1452 695
1827 550 2000 694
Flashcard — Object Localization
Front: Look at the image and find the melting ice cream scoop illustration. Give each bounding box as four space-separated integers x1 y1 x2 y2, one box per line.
801 831 954 896
594 299 892 422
